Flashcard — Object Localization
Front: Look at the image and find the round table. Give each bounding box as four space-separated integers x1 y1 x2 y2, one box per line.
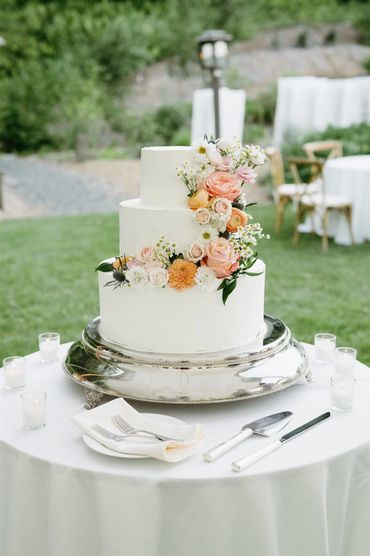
1 343 369 556
323 155 370 245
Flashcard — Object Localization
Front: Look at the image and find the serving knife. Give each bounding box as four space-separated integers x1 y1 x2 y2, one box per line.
203 411 293 462
232 411 331 472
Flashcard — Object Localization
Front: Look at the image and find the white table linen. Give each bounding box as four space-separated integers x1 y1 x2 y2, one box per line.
273 76 370 144
191 87 246 143
299 155 370 244
1 343 369 556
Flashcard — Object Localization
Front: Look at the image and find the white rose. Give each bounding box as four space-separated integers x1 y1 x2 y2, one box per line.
248 145 266 166
125 266 149 288
195 266 220 292
148 267 169 288
206 144 223 166
187 241 206 262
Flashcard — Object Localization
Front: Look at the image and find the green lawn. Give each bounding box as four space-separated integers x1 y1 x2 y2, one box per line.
1 206 369 365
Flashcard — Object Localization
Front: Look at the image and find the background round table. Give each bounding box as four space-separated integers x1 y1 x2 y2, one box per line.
1 343 369 556
323 155 370 245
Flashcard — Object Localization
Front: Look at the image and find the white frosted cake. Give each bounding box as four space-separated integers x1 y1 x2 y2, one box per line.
97 140 268 355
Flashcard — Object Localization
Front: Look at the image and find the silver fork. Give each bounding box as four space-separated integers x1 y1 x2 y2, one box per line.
92 423 159 443
112 414 177 442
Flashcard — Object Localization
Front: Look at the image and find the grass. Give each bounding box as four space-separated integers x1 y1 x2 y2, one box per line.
1 206 369 365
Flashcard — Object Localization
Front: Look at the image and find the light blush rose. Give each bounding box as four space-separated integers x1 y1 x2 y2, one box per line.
205 237 239 278
212 197 232 216
126 257 144 269
235 165 257 184
226 207 249 233
144 259 164 271
188 189 209 210
203 171 242 201
194 207 211 225
137 246 154 262
187 241 206 262
217 156 233 171
148 267 169 288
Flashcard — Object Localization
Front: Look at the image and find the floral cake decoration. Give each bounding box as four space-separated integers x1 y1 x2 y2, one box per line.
96 137 269 304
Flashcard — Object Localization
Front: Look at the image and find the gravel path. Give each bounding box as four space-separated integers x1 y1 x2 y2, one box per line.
0 155 139 219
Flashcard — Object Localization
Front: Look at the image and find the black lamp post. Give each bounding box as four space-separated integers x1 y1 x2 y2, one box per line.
196 29 233 139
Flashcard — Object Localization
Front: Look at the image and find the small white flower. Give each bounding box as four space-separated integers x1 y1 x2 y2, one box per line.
192 138 210 161
198 226 218 242
217 138 233 152
194 207 211 225
148 267 169 288
125 266 149 288
210 212 228 232
195 266 220 292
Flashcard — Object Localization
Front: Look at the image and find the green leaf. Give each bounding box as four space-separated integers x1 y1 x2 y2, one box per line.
244 271 263 277
222 279 237 305
95 261 113 272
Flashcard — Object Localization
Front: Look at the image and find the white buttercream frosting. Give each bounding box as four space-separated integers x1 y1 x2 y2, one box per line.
99 260 265 354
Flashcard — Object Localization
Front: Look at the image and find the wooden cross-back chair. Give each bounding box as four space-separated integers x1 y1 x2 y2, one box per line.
265 146 323 232
303 140 343 162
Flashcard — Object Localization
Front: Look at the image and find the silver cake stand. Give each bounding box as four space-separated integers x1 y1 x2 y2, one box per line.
63 314 311 408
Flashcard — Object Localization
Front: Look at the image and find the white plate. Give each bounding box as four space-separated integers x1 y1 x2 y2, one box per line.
82 413 186 459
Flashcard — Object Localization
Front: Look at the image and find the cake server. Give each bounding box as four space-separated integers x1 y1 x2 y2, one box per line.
203 411 293 462
232 411 331 472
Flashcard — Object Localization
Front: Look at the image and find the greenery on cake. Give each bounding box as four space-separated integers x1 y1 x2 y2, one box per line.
96 137 269 303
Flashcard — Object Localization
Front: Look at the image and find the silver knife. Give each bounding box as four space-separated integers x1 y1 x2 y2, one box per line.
203 411 293 462
232 411 331 472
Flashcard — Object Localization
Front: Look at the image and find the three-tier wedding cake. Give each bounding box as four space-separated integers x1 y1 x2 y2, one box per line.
97 138 268 355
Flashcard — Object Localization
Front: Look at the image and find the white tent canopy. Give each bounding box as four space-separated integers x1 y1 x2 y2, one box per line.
191 87 246 143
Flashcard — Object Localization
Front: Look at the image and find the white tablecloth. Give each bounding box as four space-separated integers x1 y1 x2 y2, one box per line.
324 155 370 245
273 76 370 144
1 343 370 556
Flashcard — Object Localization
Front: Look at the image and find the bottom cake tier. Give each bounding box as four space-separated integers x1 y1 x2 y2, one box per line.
98 259 266 354
63 314 311 406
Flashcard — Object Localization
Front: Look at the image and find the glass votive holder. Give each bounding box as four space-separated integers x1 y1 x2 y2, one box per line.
38 332 60 363
331 375 356 411
335 347 357 376
3 356 26 389
315 333 336 363
21 391 47 429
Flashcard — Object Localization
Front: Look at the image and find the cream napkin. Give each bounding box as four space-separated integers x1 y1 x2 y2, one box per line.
72 398 204 462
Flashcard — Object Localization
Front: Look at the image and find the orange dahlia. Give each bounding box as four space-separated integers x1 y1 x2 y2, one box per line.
168 259 197 290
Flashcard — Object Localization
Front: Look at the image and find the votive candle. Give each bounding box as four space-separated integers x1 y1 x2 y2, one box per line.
335 347 357 376
39 333 60 363
331 375 355 411
21 391 47 429
3 356 26 389
315 333 336 363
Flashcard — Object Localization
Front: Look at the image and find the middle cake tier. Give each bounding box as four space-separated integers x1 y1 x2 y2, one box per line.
119 199 201 255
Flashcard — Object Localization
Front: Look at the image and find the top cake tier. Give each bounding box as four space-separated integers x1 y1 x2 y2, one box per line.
141 146 192 208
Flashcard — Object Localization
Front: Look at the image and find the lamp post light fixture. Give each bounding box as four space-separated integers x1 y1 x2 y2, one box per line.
197 29 233 139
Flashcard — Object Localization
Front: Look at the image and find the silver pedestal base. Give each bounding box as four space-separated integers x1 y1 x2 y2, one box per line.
63 314 311 406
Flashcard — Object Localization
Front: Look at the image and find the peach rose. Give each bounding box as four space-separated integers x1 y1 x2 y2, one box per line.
203 171 242 201
188 189 209 210
212 197 232 216
168 259 198 290
205 238 239 278
137 246 155 262
226 208 248 233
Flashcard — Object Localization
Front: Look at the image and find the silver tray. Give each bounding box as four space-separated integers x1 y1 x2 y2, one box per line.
63 314 311 407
